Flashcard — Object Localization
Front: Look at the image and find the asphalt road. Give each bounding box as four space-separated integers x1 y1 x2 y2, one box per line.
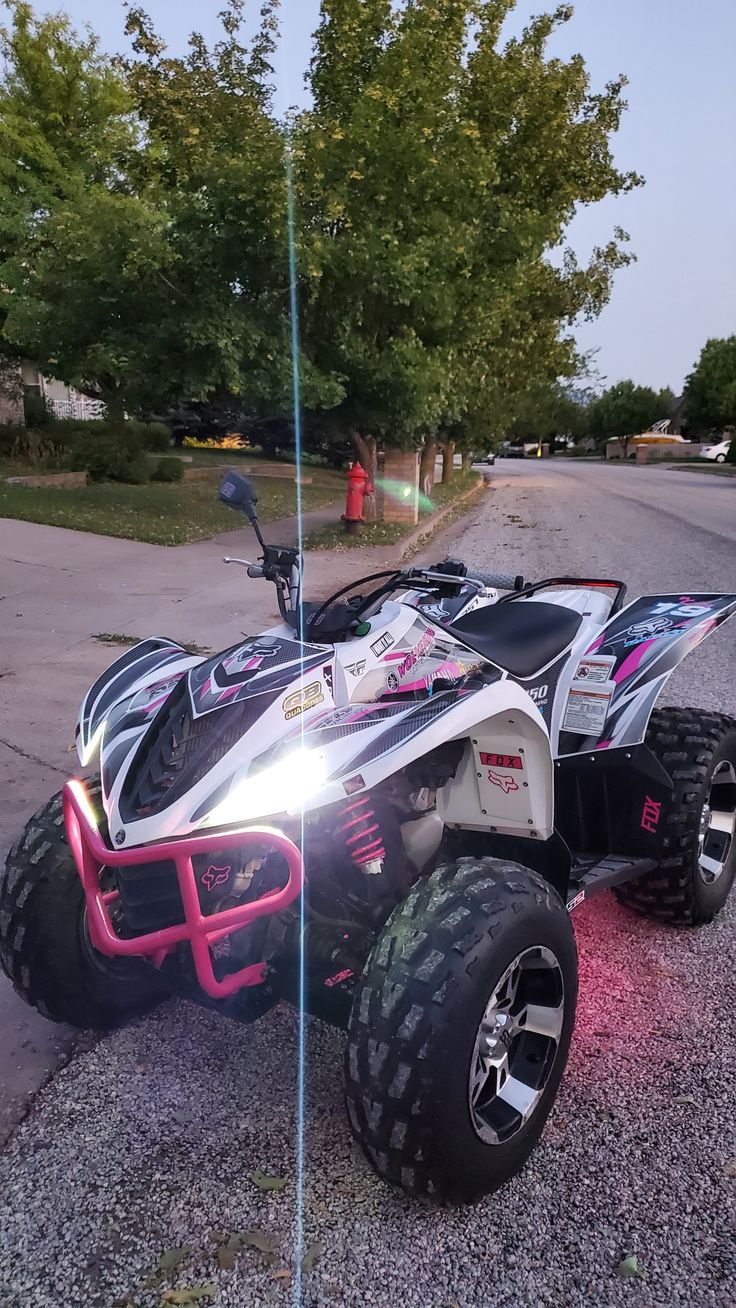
2 459 736 1308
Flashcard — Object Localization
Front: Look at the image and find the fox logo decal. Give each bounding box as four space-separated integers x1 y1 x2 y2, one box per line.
201 864 232 891
487 770 519 794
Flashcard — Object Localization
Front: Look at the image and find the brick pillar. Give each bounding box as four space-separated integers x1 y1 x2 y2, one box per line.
382 448 420 525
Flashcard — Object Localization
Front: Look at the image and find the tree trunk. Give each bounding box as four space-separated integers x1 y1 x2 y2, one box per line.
461 449 473 472
350 430 378 521
103 389 126 431
441 439 456 483
419 436 436 497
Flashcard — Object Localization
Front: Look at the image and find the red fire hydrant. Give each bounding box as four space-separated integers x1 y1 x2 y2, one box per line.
342 461 372 535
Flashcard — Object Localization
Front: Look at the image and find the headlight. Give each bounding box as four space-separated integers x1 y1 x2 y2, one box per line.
204 749 328 826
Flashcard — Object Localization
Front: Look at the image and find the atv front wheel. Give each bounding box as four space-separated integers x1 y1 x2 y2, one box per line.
345 857 578 1202
615 708 736 925
0 787 164 1028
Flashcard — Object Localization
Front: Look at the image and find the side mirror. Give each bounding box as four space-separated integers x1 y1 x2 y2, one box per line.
219 470 258 522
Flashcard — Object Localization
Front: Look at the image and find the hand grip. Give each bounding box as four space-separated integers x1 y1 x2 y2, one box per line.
468 569 523 591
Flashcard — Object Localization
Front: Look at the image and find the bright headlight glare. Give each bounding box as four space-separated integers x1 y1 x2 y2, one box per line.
205 749 328 826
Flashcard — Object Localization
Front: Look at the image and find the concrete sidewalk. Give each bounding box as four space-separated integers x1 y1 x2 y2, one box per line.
0 509 419 1141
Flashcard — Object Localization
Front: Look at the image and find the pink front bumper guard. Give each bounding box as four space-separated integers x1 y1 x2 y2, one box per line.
62 778 304 1000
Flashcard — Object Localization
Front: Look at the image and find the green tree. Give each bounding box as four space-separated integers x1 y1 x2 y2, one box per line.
587 379 673 455
0 2 295 422
507 380 588 446
683 336 736 435
299 0 641 489
0 3 147 418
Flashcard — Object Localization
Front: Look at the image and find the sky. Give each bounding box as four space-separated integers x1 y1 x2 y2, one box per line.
59 0 736 394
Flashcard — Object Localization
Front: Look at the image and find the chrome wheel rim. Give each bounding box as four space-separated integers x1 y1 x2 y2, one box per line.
468 945 564 1145
698 760 736 885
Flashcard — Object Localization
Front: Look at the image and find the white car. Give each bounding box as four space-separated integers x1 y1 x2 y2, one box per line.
703 439 732 463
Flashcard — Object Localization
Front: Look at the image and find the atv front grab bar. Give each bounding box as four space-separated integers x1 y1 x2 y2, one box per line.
62 779 304 1001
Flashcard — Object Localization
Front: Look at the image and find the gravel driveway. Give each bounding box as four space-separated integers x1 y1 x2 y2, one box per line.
1 460 735 1308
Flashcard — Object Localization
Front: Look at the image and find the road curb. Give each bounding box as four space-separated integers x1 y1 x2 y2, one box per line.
395 476 487 559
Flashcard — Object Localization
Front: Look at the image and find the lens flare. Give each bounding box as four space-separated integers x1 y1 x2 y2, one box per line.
285 132 308 1307
376 477 434 515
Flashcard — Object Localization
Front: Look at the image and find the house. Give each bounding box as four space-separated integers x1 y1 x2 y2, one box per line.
21 363 106 421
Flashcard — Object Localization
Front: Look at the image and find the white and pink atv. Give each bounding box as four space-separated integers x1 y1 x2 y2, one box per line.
2 472 735 1201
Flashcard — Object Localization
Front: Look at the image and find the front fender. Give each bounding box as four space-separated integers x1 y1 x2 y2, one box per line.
297 678 555 840
76 637 203 766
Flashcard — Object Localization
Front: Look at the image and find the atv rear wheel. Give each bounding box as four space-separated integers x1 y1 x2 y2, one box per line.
615 708 736 925
0 787 164 1028
345 857 577 1202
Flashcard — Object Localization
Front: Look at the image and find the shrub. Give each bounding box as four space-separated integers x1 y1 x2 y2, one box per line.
143 423 172 453
0 424 25 457
123 420 171 451
726 437 736 465
23 389 54 427
84 442 150 484
151 456 184 482
67 427 145 470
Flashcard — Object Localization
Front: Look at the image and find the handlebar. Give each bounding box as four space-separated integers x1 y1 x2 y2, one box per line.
466 568 524 591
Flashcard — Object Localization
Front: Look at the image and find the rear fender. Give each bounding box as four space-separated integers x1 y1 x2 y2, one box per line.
77 637 203 766
577 593 736 751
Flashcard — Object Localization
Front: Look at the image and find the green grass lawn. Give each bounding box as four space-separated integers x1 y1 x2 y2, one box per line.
304 471 482 550
669 462 736 476
0 475 342 545
177 445 337 475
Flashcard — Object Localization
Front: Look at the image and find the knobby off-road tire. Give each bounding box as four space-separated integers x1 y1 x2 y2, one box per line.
0 787 162 1028
345 857 578 1202
615 708 736 926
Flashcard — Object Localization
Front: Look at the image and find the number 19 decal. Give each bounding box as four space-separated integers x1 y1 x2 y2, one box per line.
649 601 711 620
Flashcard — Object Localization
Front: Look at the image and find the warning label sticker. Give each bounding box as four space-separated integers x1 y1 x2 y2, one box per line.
573 654 617 684
563 685 614 735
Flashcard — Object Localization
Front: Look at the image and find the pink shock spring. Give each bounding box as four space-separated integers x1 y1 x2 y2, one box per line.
338 797 386 868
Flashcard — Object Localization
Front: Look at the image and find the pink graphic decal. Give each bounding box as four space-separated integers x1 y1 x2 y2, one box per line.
640 796 661 834
612 637 656 685
487 770 519 794
594 740 612 750
215 682 242 705
384 628 434 680
201 864 231 891
325 967 353 988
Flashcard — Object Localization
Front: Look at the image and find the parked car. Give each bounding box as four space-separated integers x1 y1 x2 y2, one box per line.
702 439 732 464
483 451 496 465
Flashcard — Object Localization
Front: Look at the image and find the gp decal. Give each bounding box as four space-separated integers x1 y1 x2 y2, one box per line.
283 681 324 721
479 752 523 770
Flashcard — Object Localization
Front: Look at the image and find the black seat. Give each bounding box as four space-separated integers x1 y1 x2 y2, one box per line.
448 600 582 679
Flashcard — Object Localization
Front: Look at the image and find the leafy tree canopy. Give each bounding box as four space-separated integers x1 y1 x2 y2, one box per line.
586 379 673 447
683 336 736 435
299 0 641 458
